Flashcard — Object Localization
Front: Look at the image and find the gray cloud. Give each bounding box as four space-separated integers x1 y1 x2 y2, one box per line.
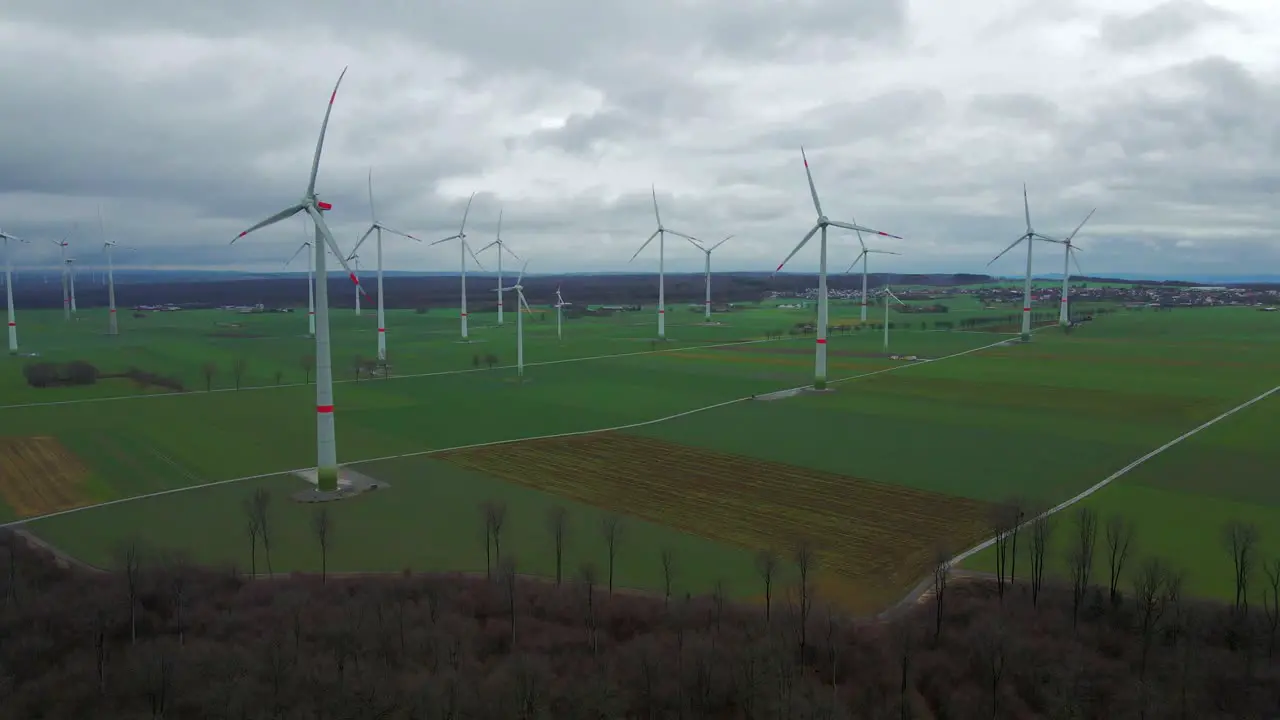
1097 0 1235 52
0 0 1277 281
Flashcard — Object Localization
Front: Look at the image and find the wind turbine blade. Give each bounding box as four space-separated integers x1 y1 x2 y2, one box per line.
306 67 348 198
775 224 820 274
1023 183 1032 233
651 185 662 227
987 236 1025 267
886 288 906 305
515 260 529 285
869 249 903 256
850 215 867 251
709 234 733 251
1071 248 1084 277
800 147 824 218
827 220 902 240
349 225 377 258
667 229 698 242
495 208 503 240
476 241 499 253
1064 208 1096 244
503 245 522 262
465 241 486 271
430 234 461 246
518 290 532 314
306 204 368 296
231 204 307 244
378 225 420 242
367 167 377 222
630 230 659 262
60 224 77 244
285 242 309 267
458 192 476 236
683 235 707 252
845 249 868 273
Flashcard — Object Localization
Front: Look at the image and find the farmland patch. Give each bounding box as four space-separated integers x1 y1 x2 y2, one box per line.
435 433 995 612
0 437 92 517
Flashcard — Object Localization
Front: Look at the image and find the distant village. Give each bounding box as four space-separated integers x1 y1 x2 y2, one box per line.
778 283 1280 310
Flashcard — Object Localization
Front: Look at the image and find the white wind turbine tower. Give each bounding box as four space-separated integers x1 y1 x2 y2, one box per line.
686 234 732 323
631 186 696 340
554 283 571 341
494 261 532 377
1 229 26 353
285 239 316 336
348 168 420 361
987 184 1062 342
1055 209 1094 326
100 207 135 336
229 67 368 493
477 209 521 326
845 218 901 322
66 257 79 315
49 232 73 320
774 148 903 390
881 282 907 352
430 193 484 341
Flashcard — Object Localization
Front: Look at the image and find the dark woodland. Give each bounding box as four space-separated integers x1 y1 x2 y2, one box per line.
3 512 1279 720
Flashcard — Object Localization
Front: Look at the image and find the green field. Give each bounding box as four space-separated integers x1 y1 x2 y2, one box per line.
1 299 1276 610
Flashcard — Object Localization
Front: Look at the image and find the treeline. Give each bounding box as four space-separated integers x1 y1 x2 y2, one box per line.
22 361 185 392
3 488 1280 718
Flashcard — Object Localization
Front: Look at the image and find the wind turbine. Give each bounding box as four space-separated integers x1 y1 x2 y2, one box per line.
494 261 532 377
1055 209 1094 326
986 184 1062 342
774 148 903 390
477 209 521 326
100 207 135 336
49 231 73 320
228 67 368 493
348 168 420 361
844 218 901 323
631 186 695 340
882 283 907 352
285 239 316 336
686 234 732 323
554 283 571 341
66 258 78 315
1 229 26 353
430 193 484 341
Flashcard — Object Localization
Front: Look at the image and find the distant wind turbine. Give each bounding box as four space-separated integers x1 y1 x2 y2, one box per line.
845 217 901 323
774 148 903 390
1055 209 1094 326
494 261 532 377
285 238 316 337
49 229 74 320
229 66 367 493
66 258 78 315
882 283 907 352
430 193 484 341
554 283 571 341
631 186 695 340
477 209 521 327
348 168 420 361
986 184 1062 342
686 234 732 323
1 229 26 353
100 207 135 336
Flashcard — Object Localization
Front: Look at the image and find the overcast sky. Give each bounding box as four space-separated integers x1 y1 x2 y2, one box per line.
1 0 1276 278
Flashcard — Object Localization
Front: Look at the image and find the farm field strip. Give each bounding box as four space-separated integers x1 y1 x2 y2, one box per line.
2 334 1018 532
0 333 798 411
0 437 92 517
953 382 1280 569
435 434 993 612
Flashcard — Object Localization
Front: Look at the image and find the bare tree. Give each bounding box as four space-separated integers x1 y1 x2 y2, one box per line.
755 549 779 623
242 496 261 577
312 507 332 583
273 369 283 386
1069 507 1098 627
251 488 274 577
1030 511 1054 608
1007 498 1025 588
1 530 17 609
933 546 951 643
1263 558 1280 658
991 504 1017 601
201 362 217 392
502 556 518 649
232 357 248 389
546 505 568 586
300 355 314 384
601 514 622 594
975 616 1007 719
794 540 816 656
481 500 506 579
116 540 142 645
579 563 599 655
1132 556 1172 681
1224 520 1259 614
1105 514 1135 605
660 547 675 609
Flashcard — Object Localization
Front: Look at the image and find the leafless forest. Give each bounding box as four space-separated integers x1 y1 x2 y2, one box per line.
3 508 1279 719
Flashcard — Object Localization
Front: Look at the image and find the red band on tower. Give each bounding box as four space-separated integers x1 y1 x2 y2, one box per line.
378 328 386 333
1022 306 1031 312
316 405 334 414
6 322 14 327
816 338 826 344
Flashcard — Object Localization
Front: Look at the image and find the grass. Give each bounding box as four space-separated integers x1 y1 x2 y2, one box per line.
2 301 1278 611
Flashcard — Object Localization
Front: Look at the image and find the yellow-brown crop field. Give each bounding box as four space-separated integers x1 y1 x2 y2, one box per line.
436 433 995 613
0 436 91 518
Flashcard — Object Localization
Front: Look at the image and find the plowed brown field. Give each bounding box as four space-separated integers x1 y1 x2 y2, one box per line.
436 433 994 613
0 437 91 517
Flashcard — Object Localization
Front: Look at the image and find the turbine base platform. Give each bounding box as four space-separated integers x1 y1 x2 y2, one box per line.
291 468 390 503
456 339 488 344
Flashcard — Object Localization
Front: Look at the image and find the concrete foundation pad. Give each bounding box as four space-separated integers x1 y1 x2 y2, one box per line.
291 467 390 503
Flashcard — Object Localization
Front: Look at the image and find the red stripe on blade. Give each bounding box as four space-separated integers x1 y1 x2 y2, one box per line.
237 231 248 238
317 405 334 414
318 201 333 210
347 273 359 285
